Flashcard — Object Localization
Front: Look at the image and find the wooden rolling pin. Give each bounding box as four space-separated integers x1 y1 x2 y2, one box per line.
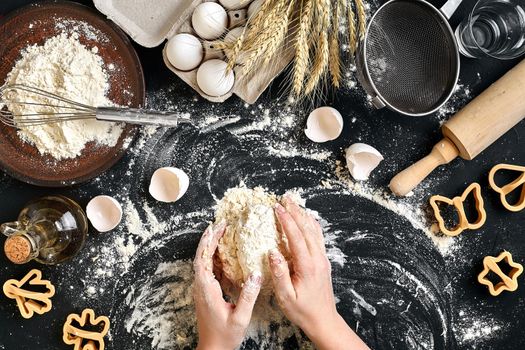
390 59 525 196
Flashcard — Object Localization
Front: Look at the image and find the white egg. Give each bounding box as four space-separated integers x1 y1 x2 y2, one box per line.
304 106 344 143
149 167 190 203
86 195 123 233
345 143 384 181
192 2 228 40
248 0 263 17
166 33 203 71
196 59 235 97
219 0 250 10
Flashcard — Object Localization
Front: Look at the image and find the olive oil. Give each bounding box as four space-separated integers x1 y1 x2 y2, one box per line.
2 196 88 264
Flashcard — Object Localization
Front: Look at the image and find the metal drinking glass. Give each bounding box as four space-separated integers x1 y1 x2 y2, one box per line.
455 0 525 59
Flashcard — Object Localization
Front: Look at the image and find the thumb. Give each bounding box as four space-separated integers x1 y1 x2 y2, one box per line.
268 250 296 304
232 272 262 326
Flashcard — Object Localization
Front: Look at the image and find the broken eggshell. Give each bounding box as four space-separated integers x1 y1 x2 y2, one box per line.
86 195 123 232
345 143 384 181
304 106 343 143
149 167 190 203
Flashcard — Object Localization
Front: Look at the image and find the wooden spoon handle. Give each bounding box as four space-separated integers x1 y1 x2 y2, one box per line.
389 139 459 196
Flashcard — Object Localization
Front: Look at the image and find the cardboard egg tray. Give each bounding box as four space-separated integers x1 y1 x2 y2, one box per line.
94 0 293 103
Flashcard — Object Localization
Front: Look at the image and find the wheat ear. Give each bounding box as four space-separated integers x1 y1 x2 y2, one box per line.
355 0 366 39
226 32 245 72
305 0 330 94
329 0 342 88
347 0 357 55
292 0 313 96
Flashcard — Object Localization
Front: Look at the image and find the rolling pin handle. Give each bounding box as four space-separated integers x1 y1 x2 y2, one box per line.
389 138 459 196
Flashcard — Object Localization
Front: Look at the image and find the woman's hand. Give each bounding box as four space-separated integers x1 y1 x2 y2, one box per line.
270 197 370 350
194 222 262 350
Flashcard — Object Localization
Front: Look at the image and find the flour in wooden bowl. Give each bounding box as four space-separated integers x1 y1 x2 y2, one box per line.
2 32 123 160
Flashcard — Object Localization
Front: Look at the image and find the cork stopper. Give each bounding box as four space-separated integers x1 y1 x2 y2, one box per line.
4 235 32 264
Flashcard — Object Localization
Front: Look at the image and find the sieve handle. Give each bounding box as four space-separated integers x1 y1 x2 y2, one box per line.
440 0 463 19
389 139 459 196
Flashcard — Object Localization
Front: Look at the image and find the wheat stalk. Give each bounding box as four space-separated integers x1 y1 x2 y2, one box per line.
355 0 366 39
292 0 313 96
329 0 342 88
226 32 245 72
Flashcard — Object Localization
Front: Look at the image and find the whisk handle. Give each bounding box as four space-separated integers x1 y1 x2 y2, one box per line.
95 107 187 127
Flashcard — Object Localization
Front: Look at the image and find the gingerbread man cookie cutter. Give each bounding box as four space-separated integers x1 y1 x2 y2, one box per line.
488 163 525 212
63 308 110 350
2 269 55 319
429 183 487 237
478 251 523 296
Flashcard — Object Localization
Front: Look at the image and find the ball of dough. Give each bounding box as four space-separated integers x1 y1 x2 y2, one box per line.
166 33 203 71
192 2 228 40
216 186 290 292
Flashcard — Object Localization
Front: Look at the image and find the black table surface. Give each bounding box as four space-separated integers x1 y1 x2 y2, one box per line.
0 0 524 349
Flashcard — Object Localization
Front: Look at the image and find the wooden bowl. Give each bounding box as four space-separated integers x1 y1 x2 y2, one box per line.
0 1 145 187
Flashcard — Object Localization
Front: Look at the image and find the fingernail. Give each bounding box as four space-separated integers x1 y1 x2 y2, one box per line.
213 220 227 236
274 203 286 214
269 249 283 264
245 272 262 289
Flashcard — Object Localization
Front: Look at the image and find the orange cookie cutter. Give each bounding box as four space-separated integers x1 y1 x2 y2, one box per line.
2 269 55 319
478 251 523 296
488 163 525 212
63 308 110 350
429 183 487 237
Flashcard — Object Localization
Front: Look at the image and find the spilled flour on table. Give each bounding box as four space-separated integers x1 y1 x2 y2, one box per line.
56 78 507 349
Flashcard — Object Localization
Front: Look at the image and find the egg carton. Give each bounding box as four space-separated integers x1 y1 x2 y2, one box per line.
93 0 293 103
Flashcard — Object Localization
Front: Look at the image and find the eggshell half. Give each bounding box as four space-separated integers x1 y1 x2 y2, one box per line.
304 106 344 143
192 2 228 40
345 143 384 181
149 167 190 203
86 195 123 232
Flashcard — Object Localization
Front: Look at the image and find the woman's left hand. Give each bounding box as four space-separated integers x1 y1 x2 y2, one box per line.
193 221 262 350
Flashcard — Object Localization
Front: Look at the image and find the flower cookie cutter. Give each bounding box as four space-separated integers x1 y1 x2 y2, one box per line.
488 163 525 212
478 251 523 296
429 183 487 236
2 269 55 319
63 308 110 350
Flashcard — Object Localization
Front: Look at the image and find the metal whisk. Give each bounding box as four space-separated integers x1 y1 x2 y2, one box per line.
0 84 190 128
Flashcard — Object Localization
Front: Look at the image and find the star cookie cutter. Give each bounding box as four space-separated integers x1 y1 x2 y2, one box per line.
429 183 487 236
2 269 55 319
478 251 523 296
488 163 525 212
63 308 110 350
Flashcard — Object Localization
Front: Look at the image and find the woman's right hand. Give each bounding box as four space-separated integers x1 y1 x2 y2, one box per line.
269 196 370 350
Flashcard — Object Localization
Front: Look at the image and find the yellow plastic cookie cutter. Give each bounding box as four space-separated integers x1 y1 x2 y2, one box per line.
488 163 525 212
2 269 55 319
63 308 110 350
429 183 487 237
478 251 523 296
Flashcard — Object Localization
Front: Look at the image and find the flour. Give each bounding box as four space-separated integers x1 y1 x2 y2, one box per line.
2 32 123 159
215 185 286 291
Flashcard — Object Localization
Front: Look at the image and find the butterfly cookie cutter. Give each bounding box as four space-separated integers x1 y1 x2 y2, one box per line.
478 251 523 296
488 163 525 212
63 308 110 350
429 183 487 236
2 269 55 319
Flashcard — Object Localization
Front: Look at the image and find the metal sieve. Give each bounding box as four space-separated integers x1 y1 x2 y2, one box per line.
356 0 463 116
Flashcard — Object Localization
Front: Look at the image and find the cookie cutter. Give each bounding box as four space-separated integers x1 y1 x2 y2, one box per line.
478 251 523 296
2 269 55 319
63 308 110 350
429 182 487 236
488 163 525 212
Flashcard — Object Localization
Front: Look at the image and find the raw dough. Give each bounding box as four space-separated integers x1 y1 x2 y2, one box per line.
215 185 290 292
